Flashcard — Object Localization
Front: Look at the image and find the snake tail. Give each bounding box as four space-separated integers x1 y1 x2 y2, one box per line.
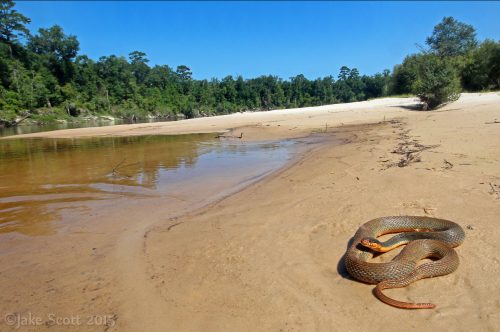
374 279 435 309
373 241 459 309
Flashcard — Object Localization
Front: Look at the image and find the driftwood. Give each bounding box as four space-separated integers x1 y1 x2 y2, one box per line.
383 121 440 169
0 112 31 128
390 141 439 168
215 132 243 139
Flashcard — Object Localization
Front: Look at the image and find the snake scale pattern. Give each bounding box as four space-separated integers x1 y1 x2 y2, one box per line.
344 216 465 309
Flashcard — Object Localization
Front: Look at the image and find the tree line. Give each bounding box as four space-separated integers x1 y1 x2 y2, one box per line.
1 0 499 124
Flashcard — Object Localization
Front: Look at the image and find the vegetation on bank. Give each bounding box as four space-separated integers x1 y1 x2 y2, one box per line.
0 0 499 126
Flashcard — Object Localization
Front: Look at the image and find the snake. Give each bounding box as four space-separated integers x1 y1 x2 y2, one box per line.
344 216 465 309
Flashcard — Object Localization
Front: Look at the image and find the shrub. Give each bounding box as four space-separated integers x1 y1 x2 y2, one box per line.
391 54 420 95
412 54 461 110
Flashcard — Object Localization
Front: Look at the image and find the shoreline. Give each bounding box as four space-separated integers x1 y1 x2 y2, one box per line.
1 92 499 331
1 96 423 141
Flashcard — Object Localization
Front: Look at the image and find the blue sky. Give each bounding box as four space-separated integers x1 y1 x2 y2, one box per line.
15 1 500 80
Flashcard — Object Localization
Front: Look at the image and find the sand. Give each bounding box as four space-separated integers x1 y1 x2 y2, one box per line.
1 92 499 331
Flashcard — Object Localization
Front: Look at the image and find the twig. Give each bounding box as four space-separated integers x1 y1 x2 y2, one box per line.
167 222 183 231
110 158 139 178
443 159 454 170
489 182 499 199
216 132 243 139
384 126 438 169
423 207 436 215
111 158 126 175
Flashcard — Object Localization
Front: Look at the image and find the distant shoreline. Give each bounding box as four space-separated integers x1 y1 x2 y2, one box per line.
2 95 422 140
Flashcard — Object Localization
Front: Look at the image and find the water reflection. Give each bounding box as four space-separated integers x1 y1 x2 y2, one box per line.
0 134 294 235
0 118 168 137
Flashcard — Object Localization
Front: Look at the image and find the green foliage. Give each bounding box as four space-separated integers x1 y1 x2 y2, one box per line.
128 51 149 84
389 16 497 108
335 67 366 103
30 106 71 123
176 65 192 80
28 25 79 84
1 89 23 111
0 0 30 43
362 73 388 99
391 54 420 95
461 39 500 91
412 54 461 109
426 16 477 57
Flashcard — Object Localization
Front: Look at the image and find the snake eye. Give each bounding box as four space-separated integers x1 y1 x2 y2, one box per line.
361 238 381 250
361 238 373 247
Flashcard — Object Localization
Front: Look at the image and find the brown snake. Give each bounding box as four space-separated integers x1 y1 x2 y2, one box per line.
344 216 465 309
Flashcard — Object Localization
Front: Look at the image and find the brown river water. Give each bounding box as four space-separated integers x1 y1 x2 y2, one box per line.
0 134 297 236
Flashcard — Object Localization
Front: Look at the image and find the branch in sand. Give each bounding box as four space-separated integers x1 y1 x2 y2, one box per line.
215 132 243 139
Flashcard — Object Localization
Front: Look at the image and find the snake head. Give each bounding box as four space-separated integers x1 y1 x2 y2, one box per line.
360 238 383 251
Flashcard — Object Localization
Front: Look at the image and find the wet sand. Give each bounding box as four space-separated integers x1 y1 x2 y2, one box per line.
1 93 500 331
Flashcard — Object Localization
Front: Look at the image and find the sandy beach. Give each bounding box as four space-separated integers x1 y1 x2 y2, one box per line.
1 92 499 331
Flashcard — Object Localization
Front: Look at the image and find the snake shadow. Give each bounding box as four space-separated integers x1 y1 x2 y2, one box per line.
337 236 356 281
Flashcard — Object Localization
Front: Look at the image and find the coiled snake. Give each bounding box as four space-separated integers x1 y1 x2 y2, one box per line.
344 216 465 309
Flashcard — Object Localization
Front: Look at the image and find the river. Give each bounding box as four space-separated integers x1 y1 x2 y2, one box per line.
0 118 170 138
0 133 297 236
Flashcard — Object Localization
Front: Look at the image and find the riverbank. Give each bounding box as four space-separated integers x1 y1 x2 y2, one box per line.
1 92 499 331
2 96 422 140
